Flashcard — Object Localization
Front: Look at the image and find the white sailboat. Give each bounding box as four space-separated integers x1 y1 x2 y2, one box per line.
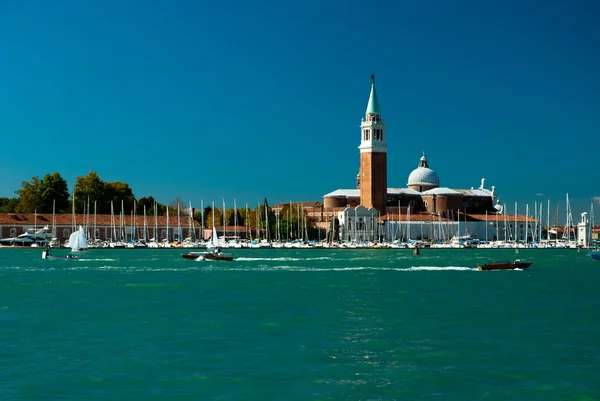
67 225 88 252
183 211 234 261
204 226 234 261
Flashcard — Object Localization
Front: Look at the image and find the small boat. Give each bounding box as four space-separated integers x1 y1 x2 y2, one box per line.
181 227 234 262
203 251 234 261
181 252 204 260
591 250 600 261
42 246 78 260
478 259 532 271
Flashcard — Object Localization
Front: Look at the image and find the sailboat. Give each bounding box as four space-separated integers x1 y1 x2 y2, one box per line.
203 226 234 261
181 211 234 261
67 225 89 252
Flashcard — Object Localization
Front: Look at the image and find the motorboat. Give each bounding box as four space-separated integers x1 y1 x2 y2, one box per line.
203 250 234 261
182 226 234 261
0 226 50 247
181 252 204 260
478 259 532 271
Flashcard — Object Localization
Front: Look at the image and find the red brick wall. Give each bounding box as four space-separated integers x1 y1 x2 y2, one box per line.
360 152 387 214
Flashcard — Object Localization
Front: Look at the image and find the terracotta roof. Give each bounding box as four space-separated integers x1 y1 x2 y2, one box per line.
466 213 538 223
380 213 452 222
0 213 197 227
379 212 538 223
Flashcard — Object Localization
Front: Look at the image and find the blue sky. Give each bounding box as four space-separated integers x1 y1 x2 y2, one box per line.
1 0 599 220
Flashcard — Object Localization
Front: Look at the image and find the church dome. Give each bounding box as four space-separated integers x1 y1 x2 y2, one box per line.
407 153 440 189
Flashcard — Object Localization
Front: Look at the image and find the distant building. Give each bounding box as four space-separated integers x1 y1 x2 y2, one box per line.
323 75 533 242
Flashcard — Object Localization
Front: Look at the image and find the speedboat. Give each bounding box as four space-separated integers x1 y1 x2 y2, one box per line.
182 250 234 261
203 250 234 261
478 259 532 271
182 252 204 260
0 226 50 247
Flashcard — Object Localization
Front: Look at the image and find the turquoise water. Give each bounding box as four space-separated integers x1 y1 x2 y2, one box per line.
1 247 599 400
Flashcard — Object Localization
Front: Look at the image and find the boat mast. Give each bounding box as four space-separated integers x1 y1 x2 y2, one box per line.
201 200 205 242
515 202 519 242
234 199 238 241
222 199 226 240
52 199 56 241
111 201 116 242
154 201 158 243
94 200 97 242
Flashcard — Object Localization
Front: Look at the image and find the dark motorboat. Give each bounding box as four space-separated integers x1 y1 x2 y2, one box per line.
478 259 532 271
181 252 203 260
203 250 234 261
182 250 234 261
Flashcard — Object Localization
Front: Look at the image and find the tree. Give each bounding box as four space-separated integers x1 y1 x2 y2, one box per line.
104 181 136 215
137 196 157 216
15 176 42 213
0 197 19 213
73 171 106 214
203 206 212 227
40 172 69 213
169 196 186 216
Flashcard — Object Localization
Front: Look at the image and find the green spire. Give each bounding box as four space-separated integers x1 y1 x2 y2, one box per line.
366 74 381 114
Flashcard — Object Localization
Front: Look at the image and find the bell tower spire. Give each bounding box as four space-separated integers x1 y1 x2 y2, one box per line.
358 74 387 214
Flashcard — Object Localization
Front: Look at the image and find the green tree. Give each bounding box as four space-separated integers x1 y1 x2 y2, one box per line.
15 176 42 213
203 206 212 227
73 171 106 213
104 182 136 215
0 197 19 213
137 196 157 216
40 172 69 213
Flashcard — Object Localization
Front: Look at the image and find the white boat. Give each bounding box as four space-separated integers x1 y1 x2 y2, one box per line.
0 226 50 247
66 225 89 252
206 210 234 261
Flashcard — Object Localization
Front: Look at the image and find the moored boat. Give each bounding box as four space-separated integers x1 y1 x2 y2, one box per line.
478 259 532 271
0 226 51 247
591 250 600 261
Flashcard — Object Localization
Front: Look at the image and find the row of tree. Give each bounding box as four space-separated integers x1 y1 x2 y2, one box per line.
1 171 322 240
1 171 167 216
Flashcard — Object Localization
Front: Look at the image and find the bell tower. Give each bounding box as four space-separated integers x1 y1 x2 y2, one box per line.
358 75 387 214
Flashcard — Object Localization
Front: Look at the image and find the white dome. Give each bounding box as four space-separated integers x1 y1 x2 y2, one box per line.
407 167 440 187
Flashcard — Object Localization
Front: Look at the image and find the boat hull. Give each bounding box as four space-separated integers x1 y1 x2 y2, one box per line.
203 252 234 261
182 253 202 260
478 260 532 271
